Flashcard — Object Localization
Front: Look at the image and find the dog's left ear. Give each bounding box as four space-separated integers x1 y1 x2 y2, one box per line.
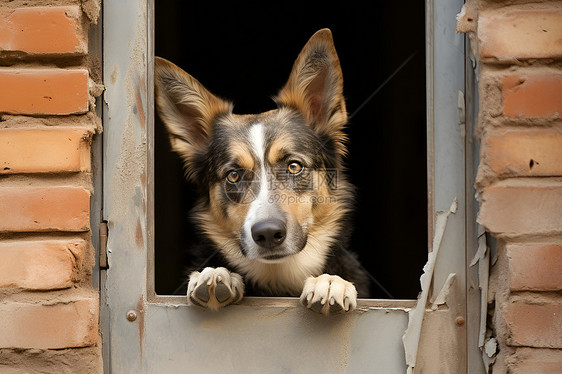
275 29 347 152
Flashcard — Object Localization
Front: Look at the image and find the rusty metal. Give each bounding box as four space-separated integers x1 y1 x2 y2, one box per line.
126 310 138 322
99 221 108 269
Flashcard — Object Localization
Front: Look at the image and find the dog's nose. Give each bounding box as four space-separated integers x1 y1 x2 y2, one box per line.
251 218 287 249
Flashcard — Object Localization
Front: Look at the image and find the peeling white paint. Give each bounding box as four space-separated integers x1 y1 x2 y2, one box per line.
482 337 497 373
470 225 488 347
470 225 493 372
431 273 456 310
402 198 457 374
458 90 466 139
455 4 466 21
484 337 496 357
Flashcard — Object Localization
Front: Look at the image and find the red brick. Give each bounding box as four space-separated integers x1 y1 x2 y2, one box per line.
509 352 562 374
0 128 92 174
0 297 98 349
504 301 562 348
0 68 89 115
479 9 562 60
478 183 562 237
502 74 562 118
483 129 562 177
0 239 85 290
508 243 562 291
511 361 562 374
0 6 87 55
0 187 90 232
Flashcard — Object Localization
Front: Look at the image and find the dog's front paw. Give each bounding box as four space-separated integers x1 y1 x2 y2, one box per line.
300 274 357 315
187 267 244 311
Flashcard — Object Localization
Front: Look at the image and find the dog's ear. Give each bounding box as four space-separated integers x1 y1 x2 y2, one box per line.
154 57 232 167
275 29 347 152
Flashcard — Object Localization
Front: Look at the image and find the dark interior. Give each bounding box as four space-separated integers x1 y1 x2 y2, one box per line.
154 1 427 299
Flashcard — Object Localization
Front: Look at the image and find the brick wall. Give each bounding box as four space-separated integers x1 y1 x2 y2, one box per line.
0 1 102 373
459 1 562 372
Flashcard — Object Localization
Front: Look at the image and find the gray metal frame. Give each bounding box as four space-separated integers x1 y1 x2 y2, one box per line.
424 0 485 372
99 0 479 372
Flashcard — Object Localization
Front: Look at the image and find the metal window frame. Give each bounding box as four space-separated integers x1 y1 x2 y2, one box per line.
98 0 483 372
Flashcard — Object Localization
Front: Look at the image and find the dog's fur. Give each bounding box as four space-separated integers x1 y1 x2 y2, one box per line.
154 29 369 314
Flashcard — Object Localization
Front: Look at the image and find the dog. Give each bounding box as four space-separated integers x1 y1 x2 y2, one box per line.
154 29 369 315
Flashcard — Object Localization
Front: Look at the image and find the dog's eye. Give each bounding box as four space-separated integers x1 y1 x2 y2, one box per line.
287 162 303 175
226 170 240 183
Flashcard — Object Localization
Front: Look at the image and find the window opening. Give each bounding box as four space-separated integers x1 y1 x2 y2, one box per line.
154 1 427 299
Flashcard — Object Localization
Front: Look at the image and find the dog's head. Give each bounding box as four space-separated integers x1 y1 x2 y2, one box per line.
154 29 350 266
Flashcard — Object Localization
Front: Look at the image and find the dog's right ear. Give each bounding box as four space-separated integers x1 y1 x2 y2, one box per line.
154 57 233 168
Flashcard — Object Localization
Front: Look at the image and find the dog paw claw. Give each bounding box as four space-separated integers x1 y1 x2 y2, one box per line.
300 274 357 315
187 267 244 310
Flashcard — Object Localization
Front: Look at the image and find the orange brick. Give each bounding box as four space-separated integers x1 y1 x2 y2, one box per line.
508 243 562 291
509 353 562 374
483 129 562 177
0 128 92 174
478 183 562 237
0 187 90 232
0 240 85 290
0 68 89 115
479 9 562 60
502 74 562 118
504 301 562 348
0 6 87 55
0 297 98 349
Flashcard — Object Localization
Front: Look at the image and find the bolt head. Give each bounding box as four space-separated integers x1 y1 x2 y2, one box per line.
126 310 137 322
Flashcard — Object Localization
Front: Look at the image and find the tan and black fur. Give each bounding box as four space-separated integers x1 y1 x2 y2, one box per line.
154 29 369 315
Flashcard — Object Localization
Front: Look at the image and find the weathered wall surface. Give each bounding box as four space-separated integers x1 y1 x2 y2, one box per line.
459 1 562 372
0 1 103 373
